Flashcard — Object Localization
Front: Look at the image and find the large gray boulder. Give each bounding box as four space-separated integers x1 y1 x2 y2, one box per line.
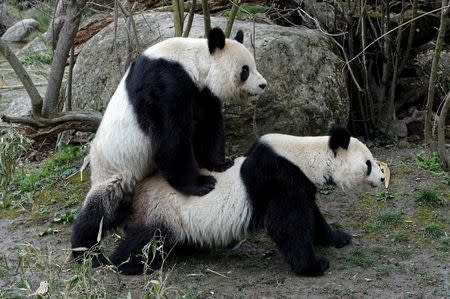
2 19 39 42
72 12 349 154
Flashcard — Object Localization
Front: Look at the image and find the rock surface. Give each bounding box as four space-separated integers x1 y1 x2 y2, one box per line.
0 7 15 35
72 12 349 153
2 19 39 42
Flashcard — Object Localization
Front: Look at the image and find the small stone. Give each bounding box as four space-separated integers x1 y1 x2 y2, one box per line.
389 120 408 138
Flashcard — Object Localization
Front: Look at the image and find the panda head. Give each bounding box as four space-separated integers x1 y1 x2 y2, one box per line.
328 127 385 189
206 28 267 103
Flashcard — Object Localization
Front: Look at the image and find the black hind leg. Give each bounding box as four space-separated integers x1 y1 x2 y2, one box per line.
71 181 129 260
109 224 177 275
312 205 352 248
264 195 330 276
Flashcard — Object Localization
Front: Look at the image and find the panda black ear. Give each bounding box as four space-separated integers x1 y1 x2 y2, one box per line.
208 27 226 54
234 30 244 43
328 126 351 155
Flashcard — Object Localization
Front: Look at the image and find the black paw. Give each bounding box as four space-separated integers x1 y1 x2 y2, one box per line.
173 175 216 196
205 159 235 172
333 230 352 248
294 257 330 277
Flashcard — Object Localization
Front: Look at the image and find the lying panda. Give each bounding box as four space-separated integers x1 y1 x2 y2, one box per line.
98 127 385 276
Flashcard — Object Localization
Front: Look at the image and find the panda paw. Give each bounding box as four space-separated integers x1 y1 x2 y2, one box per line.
332 230 352 248
174 175 217 196
296 257 330 276
205 159 234 172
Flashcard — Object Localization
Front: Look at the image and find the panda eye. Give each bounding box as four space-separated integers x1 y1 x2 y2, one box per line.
366 160 372 176
241 65 249 82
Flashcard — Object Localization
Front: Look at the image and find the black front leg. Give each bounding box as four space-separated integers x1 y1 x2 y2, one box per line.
264 193 330 276
192 88 234 173
313 205 352 248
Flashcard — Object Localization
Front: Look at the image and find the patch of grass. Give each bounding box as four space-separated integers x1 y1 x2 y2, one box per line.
375 190 394 201
20 48 53 66
343 249 376 268
368 211 403 230
436 236 450 252
415 150 442 173
376 265 393 277
423 223 445 239
395 247 411 260
222 4 266 17
391 232 409 243
0 140 89 218
415 188 445 207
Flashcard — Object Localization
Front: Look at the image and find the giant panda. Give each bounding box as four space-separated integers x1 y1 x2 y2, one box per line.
71 28 267 260
95 127 385 276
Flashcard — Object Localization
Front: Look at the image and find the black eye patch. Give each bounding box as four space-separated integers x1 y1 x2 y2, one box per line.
366 160 372 175
241 65 249 82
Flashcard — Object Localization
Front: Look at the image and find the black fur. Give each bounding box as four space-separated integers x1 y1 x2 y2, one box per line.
208 27 226 53
234 30 244 43
328 126 351 155
71 186 132 261
126 56 232 196
366 160 372 175
107 224 177 275
241 142 352 276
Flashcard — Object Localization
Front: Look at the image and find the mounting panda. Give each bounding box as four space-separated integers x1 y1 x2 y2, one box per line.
71 28 267 259
96 127 385 276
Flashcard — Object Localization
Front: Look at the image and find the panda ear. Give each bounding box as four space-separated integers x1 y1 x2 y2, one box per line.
234 30 244 43
328 126 351 155
208 27 226 54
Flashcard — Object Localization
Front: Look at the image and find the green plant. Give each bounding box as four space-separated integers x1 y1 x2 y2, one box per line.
376 211 403 226
223 4 265 17
437 236 450 252
376 190 394 201
416 150 442 173
415 188 445 207
53 209 77 224
20 48 53 66
0 130 30 191
391 232 408 243
423 223 445 239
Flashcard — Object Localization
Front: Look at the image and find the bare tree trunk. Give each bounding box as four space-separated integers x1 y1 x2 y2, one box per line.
202 0 211 37
225 0 242 38
437 92 450 170
0 38 43 116
425 0 449 146
43 0 87 118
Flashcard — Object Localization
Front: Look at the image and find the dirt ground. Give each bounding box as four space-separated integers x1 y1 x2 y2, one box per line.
0 143 449 299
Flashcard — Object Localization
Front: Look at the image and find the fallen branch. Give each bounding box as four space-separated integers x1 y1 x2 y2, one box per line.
1 112 101 139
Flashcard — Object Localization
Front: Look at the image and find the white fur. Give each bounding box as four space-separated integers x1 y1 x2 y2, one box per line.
131 158 252 248
143 37 267 102
260 134 385 189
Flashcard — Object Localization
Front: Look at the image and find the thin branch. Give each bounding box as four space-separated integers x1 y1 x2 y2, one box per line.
183 0 196 37
225 0 242 38
0 38 43 116
348 4 450 64
202 0 211 37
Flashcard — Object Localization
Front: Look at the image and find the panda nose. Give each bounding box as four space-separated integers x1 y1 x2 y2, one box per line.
259 83 266 90
381 177 385 182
